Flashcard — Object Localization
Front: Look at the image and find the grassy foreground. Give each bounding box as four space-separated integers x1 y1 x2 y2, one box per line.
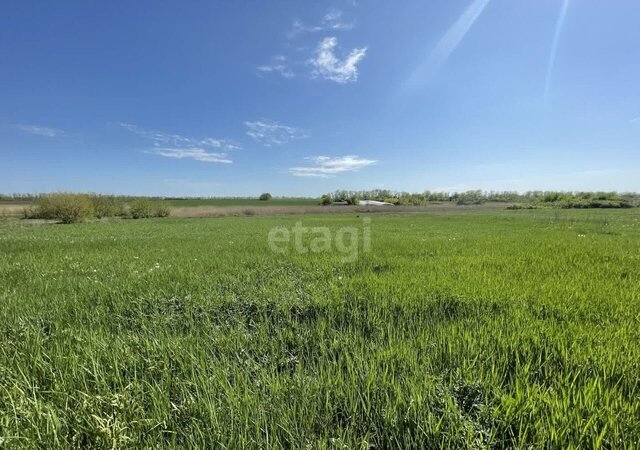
0 210 639 448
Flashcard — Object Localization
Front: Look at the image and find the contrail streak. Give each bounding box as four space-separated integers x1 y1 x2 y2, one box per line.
545 0 571 104
428 0 491 73
405 0 491 89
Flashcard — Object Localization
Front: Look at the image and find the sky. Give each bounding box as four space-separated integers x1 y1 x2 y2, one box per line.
2 0 640 197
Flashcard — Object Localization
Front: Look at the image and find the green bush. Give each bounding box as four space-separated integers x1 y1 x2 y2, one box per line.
320 194 332 205
259 193 272 201
506 204 536 210
154 201 171 217
22 206 38 219
129 198 171 219
383 197 401 205
91 195 125 218
33 193 94 224
558 199 632 209
129 198 153 219
455 190 485 205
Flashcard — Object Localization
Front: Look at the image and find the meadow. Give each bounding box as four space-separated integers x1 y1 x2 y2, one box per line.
0 209 639 448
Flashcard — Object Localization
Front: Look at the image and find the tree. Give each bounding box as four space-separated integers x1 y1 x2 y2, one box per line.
259 192 272 201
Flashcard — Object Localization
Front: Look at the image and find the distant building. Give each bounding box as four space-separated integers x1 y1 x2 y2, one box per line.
330 201 350 206
358 200 394 206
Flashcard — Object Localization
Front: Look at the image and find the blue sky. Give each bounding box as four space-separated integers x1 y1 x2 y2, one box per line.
2 0 640 197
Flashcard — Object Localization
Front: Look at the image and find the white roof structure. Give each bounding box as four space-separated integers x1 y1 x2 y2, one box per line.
358 200 394 206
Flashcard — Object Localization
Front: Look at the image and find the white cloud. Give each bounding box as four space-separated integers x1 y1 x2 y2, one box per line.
121 123 238 163
288 9 354 38
15 124 64 137
257 55 295 78
630 117 640 124
323 9 355 30
289 155 377 177
152 148 232 164
260 10 363 82
309 37 367 83
119 122 240 151
245 120 308 146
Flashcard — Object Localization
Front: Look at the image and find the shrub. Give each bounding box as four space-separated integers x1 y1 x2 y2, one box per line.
383 197 401 205
23 206 37 219
154 201 171 217
129 198 171 219
259 193 272 201
455 190 485 205
349 195 359 205
506 204 536 210
333 194 359 205
129 198 153 219
91 195 125 218
34 193 94 224
558 199 632 209
320 194 332 205
543 192 563 203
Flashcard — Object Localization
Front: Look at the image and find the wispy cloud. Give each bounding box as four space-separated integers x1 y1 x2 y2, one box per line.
545 0 571 103
260 9 363 82
309 37 367 83
151 148 232 164
406 0 490 88
289 155 377 177
14 124 64 137
257 55 295 78
629 117 640 124
120 123 238 163
322 8 355 30
245 120 308 146
120 123 240 151
288 8 354 38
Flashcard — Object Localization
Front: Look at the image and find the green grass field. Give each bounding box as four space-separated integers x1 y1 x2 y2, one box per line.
1 209 639 448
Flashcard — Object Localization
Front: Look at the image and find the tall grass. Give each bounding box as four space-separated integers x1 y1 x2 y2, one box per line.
0 209 639 447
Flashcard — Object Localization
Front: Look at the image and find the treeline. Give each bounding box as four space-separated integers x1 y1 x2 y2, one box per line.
0 193 168 203
23 193 170 224
0 193 40 202
322 190 640 208
0 194 312 202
